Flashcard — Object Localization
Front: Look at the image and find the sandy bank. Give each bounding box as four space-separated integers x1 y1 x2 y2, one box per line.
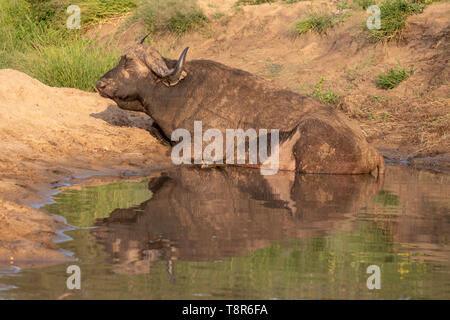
0 69 171 265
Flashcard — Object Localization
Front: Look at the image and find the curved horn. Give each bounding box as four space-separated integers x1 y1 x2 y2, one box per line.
138 46 189 86
138 33 150 44
163 47 189 83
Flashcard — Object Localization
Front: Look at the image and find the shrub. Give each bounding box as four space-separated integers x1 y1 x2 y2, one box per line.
352 0 376 10
79 0 137 26
367 0 426 41
132 0 207 36
291 12 337 35
308 78 341 105
0 0 67 53
168 11 208 34
0 0 124 91
14 40 120 91
376 65 412 89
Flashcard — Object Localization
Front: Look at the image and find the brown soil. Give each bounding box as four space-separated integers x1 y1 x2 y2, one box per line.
0 69 172 265
0 1 448 264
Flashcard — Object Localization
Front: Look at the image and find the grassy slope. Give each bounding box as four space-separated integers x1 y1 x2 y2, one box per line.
0 0 207 91
0 0 133 91
0 0 433 90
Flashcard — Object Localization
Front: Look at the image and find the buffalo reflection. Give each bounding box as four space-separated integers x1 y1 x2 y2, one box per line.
92 167 382 274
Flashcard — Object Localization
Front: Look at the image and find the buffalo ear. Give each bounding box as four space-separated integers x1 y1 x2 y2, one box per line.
161 47 189 86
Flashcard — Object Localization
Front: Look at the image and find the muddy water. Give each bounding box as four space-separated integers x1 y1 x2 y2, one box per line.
0 164 449 299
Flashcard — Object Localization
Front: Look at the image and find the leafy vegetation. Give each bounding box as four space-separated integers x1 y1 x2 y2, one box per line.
308 78 341 105
376 64 412 89
0 0 66 54
0 0 132 90
1 0 208 90
291 12 345 35
352 0 376 9
78 0 137 26
22 0 137 29
0 0 439 92
18 40 120 91
131 0 208 36
367 0 426 41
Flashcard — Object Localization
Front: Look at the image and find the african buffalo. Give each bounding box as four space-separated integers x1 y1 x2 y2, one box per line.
97 36 384 175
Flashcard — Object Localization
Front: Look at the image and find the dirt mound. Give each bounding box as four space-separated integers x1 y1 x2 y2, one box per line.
0 69 170 263
0 199 69 264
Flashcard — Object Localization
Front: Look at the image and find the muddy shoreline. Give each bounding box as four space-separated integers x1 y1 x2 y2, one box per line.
380 149 450 174
0 165 173 267
0 69 172 266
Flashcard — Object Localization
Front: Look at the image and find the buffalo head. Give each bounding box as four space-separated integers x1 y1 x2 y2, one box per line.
96 34 189 112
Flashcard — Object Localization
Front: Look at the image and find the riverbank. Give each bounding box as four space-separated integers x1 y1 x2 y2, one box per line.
0 69 172 265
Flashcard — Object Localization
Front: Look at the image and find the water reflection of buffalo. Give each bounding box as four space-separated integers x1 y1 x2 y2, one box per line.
92 167 382 274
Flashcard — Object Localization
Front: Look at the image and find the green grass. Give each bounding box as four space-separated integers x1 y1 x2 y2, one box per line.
78 0 137 26
16 40 120 91
0 0 67 53
0 0 129 91
352 0 376 9
352 0 437 41
308 78 341 105
20 0 137 29
367 0 426 41
376 64 412 89
337 1 354 9
131 0 208 37
292 12 334 35
1 0 207 91
169 11 208 34
291 12 345 35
